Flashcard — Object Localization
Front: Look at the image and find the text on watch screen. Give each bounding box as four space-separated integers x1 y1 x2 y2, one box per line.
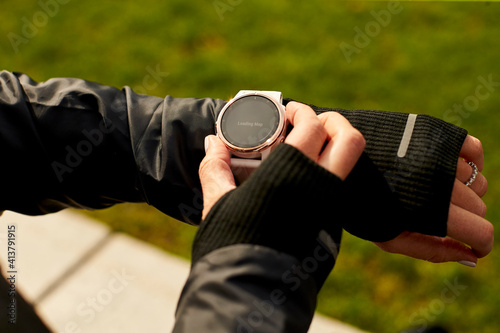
221 96 280 148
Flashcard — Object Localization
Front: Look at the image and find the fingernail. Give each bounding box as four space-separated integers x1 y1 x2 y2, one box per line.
458 260 477 268
204 136 211 153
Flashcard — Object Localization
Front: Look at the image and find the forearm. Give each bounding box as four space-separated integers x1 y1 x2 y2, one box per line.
0 71 141 214
0 71 225 223
284 99 468 239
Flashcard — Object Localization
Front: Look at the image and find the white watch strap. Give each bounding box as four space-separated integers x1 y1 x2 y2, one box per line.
234 90 283 103
203 141 263 183
230 158 262 169
227 90 283 183
230 158 260 184
229 140 272 183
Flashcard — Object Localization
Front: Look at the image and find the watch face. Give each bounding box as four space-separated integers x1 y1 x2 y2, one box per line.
220 95 281 149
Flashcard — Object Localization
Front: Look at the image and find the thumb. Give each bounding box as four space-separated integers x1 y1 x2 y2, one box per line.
199 135 236 220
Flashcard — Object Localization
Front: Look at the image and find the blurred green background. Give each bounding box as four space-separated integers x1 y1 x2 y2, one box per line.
2 1 499 332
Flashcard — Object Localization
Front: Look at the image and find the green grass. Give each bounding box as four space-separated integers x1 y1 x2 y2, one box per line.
2 1 500 332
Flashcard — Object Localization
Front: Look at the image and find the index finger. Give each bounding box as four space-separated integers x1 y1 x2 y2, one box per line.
460 135 484 171
316 112 366 179
285 102 327 161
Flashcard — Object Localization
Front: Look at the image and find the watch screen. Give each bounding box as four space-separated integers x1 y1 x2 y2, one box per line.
220 95 280 148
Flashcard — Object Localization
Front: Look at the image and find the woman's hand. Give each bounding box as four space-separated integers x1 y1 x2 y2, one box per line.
375 135 493 266
199 101 365 220
284 102 365 180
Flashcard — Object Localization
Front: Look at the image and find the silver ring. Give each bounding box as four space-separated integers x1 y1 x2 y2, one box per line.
465 161 478 187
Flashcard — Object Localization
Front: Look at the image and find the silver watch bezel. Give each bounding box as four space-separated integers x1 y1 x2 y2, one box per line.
216 91 287 159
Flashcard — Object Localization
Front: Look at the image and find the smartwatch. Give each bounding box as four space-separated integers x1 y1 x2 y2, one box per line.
215 90 288 183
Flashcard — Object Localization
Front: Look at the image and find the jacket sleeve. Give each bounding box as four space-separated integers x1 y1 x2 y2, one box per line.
0 71 226 223
174 143 344 333
173 245 319 333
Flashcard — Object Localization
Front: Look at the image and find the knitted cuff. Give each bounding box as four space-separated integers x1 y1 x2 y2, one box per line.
341 152 408 242
192 144 343 269
285 99 468 238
